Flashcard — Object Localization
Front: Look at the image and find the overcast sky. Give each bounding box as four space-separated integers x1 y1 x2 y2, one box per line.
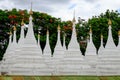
0 0 120 21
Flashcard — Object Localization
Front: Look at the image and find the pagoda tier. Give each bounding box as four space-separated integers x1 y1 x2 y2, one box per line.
97 21 120 76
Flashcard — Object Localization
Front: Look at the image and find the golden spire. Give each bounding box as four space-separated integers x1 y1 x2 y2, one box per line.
108 19 112 25
29 2 33 15
47 29 49 34
89 25 92 33
21 19 24 26
118 30 120 36
38 33 40 37
13 26 16 31
101 34 103 39
72 10 76 22
57 24 61 30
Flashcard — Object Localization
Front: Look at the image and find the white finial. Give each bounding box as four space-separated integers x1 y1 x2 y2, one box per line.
29 2 33 15
72 10 76 22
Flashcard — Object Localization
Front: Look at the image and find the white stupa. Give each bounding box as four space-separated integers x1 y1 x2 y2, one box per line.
98 20 119 76
18 19 25 45
1 26 18 75
43 30 52 57
13 19 25 60
8 7 52 75
43 30 53 72
53 25 64 59
3 26 17 59
98 35 104 54
84 27 98 75
51 25 64 75
58 13 84 75
37 32 43 55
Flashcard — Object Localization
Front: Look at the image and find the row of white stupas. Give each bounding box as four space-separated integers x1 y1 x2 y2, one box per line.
0 8 120 76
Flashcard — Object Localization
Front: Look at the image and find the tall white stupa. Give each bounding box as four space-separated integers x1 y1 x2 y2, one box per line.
53 25 64 59
58 12 84 75
18 19 25 45
43 30 52 57
84 27 98 75
43 30 53 72
1 31 13 75
3 31 12 58
1 26 18 75
13 19 25 60
3 26 17 59
51 25 64 75
7 5 52 75
97 19 120 76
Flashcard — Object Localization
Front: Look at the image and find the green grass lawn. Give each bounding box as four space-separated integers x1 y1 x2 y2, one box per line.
0 76 120 80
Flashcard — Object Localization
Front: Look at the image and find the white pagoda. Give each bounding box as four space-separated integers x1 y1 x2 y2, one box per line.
43 30 53 73
5 7 52 75
97 20 120 76
83 27 98 75
1 26 18 75
51 25 64 75
58 13 84 75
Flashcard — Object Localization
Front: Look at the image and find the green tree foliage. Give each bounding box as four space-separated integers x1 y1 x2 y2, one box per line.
88 9 120 52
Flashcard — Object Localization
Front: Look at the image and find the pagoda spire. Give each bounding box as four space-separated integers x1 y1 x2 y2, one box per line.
37 33 40 46
63 32 66 50
29 2 33 15
85 26 97 55
53 24 64 57
105 19 116 48
98 34 104 54
18 19 25 44
43 29 51 56
13 26 17 44
68 10 81 51
8 31 12 45
72 10 76 23
4 31 12 54
56 25 62 46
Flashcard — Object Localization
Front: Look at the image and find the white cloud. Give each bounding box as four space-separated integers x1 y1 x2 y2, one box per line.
0 0 14 10
0 0 120 21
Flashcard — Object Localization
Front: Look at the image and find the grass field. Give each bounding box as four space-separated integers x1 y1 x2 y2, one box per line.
0 76 120 80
